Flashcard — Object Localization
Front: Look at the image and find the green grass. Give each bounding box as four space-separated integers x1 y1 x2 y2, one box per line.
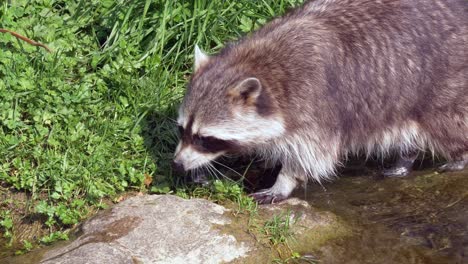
261 211 317 264
0 210 13 246
261 210 298 246
0 0 303 249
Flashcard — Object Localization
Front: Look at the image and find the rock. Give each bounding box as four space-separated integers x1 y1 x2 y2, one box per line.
40 195 251 264
257 198 350 255
3 195 346 264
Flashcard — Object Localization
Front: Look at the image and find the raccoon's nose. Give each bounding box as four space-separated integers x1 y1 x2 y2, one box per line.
172 160 185 173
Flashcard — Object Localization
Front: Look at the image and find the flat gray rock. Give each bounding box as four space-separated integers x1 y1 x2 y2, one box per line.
40 195 250 264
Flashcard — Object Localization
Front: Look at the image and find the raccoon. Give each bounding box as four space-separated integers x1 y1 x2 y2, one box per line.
173 0 468 204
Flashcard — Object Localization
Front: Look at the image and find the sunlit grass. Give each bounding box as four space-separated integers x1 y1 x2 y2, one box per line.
0 0 303 247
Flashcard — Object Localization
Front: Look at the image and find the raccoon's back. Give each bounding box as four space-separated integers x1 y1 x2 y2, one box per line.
249 0 468 131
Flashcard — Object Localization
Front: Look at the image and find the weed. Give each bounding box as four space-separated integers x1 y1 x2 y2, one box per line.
261 211 317 263
261 210 298 246
273 251 318 264
0 210 13 246
40 231 69 245
14 240 33 255
181 179 258 216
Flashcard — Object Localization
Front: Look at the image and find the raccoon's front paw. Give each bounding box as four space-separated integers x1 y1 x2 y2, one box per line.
249 189 287 204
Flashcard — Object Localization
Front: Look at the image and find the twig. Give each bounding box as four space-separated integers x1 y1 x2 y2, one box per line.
0 28 52 52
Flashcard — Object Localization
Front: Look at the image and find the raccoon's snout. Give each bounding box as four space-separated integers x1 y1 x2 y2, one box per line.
171 160 185 173
173 144 218 172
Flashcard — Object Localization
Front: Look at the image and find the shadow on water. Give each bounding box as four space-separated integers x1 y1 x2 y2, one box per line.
291 158 468 264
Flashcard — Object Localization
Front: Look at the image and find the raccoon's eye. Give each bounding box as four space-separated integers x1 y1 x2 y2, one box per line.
193 135 232 153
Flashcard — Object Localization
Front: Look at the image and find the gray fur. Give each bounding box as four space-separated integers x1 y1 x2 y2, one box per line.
175 0 468 203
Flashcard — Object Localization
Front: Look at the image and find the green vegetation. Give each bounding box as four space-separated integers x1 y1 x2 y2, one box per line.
261 211 310 264
0 210 13 246
196 180 308 263
15 240 33 256
185 179 258 214
261 210 298 246
0 0 302 252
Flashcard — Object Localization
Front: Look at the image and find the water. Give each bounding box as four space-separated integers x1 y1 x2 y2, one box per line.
294 167 467 263
3 161 467 264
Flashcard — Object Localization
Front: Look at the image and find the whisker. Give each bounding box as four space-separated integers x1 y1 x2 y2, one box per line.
205 164 217 179
192 167 198 182
208 163 226 180
210 163 238 183
212 160 257 186
212 160 243 177
207 164 220 180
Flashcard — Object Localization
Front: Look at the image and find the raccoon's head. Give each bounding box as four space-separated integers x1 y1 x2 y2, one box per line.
172 45 285 173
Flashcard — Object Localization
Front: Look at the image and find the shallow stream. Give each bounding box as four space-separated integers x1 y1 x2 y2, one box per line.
294 166 467 263
2 161 467 263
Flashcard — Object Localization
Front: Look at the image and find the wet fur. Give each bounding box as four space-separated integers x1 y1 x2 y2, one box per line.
176 0 468 201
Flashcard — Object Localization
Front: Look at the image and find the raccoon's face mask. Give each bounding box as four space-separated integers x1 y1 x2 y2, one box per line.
172 82 285 172
172 46 285 173
172 119 240 173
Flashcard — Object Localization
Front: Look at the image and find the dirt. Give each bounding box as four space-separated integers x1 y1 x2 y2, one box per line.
0 186 49 258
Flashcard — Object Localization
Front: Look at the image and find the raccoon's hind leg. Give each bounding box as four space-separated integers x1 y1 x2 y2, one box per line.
438 153 468 172
249 170 298 204
383 151 418 177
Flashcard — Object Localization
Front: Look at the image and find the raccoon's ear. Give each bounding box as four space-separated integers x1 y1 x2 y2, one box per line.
229 77 262 105
194 44 209 71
